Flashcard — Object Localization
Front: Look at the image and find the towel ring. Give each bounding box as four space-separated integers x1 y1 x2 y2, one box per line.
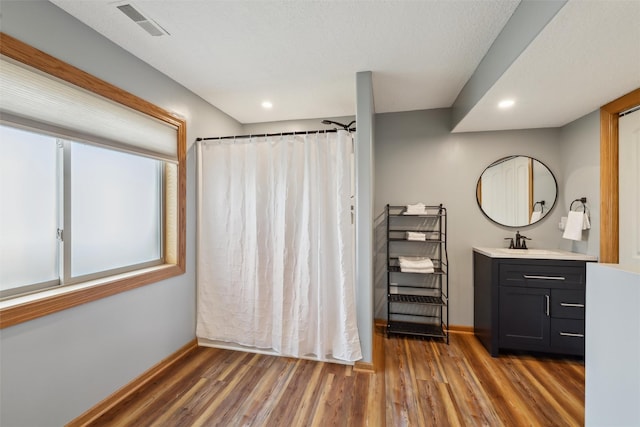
533 200 545 213
569 197 588 213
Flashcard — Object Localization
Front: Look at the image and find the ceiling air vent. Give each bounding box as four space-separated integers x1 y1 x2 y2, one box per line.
117 3 169 37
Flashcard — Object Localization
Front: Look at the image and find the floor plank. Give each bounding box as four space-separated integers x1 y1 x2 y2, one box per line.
86 329 584 426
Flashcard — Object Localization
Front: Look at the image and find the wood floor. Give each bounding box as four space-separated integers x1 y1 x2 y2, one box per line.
86 325 584 426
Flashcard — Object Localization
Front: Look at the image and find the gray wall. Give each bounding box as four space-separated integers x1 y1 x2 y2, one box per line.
373 108 597 325
558 110 600 257
354 71 375 364
0 2 241 426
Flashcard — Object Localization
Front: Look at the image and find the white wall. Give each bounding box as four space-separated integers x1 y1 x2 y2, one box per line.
0 2 242 426
586 263 640 426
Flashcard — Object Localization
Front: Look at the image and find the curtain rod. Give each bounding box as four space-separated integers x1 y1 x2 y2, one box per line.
196 127 355 142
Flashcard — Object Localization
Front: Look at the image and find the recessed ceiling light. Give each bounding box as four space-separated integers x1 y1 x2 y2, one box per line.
498 99 515 109
261 101 273 109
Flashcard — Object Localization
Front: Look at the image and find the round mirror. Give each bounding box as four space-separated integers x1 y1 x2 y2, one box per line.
476 156 557 227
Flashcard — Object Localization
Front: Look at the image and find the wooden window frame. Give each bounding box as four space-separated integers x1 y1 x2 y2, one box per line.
0 33 186 328
599 88 640 263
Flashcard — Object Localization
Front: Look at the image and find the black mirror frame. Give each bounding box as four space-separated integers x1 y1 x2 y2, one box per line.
476 155 558 228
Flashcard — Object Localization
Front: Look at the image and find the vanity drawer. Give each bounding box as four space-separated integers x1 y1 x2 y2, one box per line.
551 289 585 319
499 263 585 288
551 318 585 355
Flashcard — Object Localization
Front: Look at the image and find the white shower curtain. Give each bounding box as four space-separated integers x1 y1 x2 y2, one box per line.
196 130 362 362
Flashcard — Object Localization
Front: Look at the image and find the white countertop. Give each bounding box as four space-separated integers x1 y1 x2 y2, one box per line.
473 247 598 261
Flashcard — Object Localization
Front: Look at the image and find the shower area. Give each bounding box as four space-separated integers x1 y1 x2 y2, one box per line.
195 121 362 363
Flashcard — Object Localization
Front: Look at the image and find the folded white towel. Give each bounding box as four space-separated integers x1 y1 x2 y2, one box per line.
400 267 435 274
407 203 425 210
406 231 426 241
583 213 591 230
398 256 434 270
404 203 427 215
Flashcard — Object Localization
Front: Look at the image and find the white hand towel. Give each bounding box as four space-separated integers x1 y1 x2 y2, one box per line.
582 213 591 230
404 208 426 215
400 267 435 274
406 231 427 241
398 256 434 270
406 203 425 210
562 211 584 241
530 211 542 223
404 203 427 215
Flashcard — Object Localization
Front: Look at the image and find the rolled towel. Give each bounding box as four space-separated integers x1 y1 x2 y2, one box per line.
398 256 434 270
406 231 427 241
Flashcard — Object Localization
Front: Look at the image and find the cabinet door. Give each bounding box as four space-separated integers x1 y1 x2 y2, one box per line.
499 286 550 351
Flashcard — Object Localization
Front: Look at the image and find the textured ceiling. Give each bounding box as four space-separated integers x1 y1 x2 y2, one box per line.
455 0 640 132
50 0 639 131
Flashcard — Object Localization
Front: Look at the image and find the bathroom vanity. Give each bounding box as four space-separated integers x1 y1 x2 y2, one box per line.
473 247 597 357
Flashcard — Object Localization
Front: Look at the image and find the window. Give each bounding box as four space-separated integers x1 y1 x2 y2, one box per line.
68 141 163 279
0 125 165 298
0 126 59 295
0 32 186 327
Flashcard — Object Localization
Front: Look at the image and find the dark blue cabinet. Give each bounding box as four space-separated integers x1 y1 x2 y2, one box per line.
474 250 589 357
